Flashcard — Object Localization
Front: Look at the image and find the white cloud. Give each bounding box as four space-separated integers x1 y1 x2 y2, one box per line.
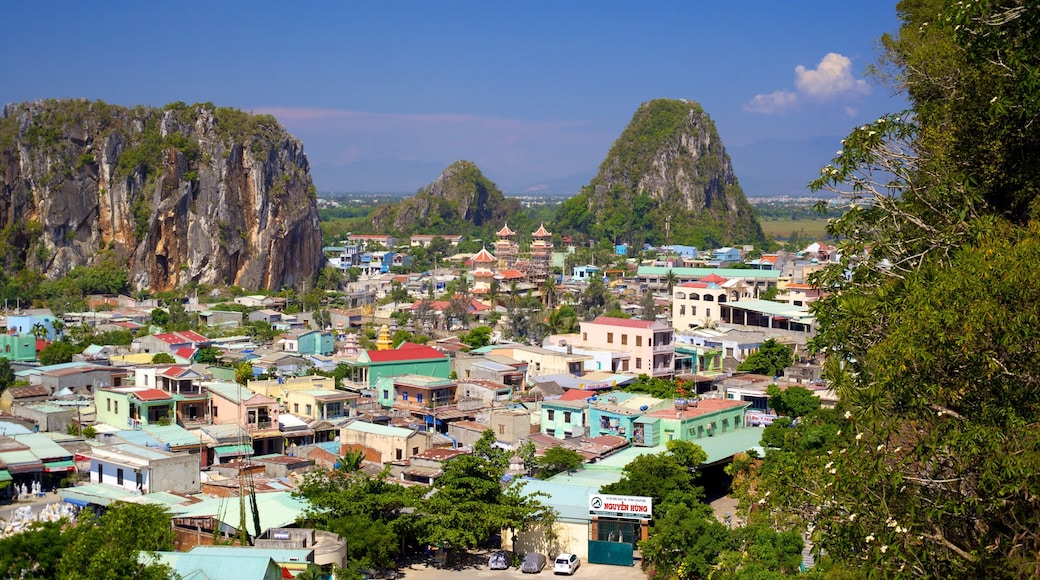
745 52 870 115
743 90 798 114
795 53 871 99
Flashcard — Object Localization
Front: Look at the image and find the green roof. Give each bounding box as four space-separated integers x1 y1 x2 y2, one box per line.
214 444 254 457
637 266 781 279
590 426 765 469
167 490 309 534
0 470 11 482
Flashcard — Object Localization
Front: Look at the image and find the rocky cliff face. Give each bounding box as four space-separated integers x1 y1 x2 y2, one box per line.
369 160 521 234
0 100 322 291
555 99 765 247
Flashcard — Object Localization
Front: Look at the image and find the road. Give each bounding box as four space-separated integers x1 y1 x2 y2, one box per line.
390 558 646 580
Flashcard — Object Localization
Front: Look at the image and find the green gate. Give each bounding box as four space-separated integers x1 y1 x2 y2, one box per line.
588 540 634 566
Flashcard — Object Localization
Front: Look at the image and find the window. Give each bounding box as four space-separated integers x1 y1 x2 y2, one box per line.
607 332 614 344
305 404 312 415
382 390 389 399
706 308 711 318
636 358 642 369
97 464 103 481
621 334 628 346
547 410 555 420
114 400 118 414
107 399 111 412
396 449 403 460
564 411 572 423
213 406 218 417
136 471 143 489
680 305 685 316
402 392 408 401
582 332 587 341
117 468 124 485
498 424 505 435
692 306 697 316
417 393 423 404
412 447 419 455
294 403 299 413
621 360 629 371
636 336 642 347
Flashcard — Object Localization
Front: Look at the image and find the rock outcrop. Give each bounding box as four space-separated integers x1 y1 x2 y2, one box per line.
555 98 765 247
369 160 521 234
0 99 322 291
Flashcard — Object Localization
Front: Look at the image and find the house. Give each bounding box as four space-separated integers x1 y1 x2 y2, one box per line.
135 331 210 354
577 317 675 378
378 374 458 415
198 310 244 328
447 421 491 448
6 309 59 340
481 345 589 379
454 353 527 389
0 385 51 411
671 274 742 330
136 365 210 427
347 234 395 249
587 392 669 441
205 383 282 456
39 365 120 395
540 399 589 439
340 421 430 464
277 330 334 356
410 234 463 248
710 247 742 265
571 265 601 281
11 403 75 433
247 309 283 324
0 334 37 361
637 266 780 298
634 398 752 446
719 299 815 336
234 295 286 309
340 342 451 390
95 387 176 430
284 389 357 421
396 447 468 485
489 406 537 443
456 379 513 406
5 433 76 490
86 442 200 493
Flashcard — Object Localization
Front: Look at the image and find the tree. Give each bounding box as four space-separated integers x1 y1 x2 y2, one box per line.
151 352 175 364
38 341 79 366
736 338 793 377
195 346 223 365
0 357 13 393
536 446 584 479
57 503 175 580
639 289 656 321
639 502 733 580
0 520 69 579
460 326 493 349
765 384 820 418
664 269 678 294
540 276 558 310
742 1 1040 576
149 307 168 327
235 361 254 385
602 440 706 508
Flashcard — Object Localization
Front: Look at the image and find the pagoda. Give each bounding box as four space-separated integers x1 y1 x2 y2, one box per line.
470 246 498 295
494 223 517 270
529 224 553 282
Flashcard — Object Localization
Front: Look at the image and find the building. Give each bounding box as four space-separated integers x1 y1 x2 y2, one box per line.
0 334 37 361
540 399 589 439
86 442 200 494
135 331 211 354
529 224 553 282
205 383 282 456
633 398 752 446
494 224 518 270
136 365 210 427
671 274 743 330
637 266 780 298
340 421 430 464
577 317 675 378
277 330 334 356
95 387 176 430
340 342 451 390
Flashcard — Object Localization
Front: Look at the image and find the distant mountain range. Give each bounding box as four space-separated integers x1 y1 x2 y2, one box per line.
310 136 842 197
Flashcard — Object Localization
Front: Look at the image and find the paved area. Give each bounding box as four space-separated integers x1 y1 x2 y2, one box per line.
393 558 646 580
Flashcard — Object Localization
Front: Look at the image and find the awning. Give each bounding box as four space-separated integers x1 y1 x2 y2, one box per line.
43 460 76 473
0 469 11 482
6 461 44 474
214 444 254 458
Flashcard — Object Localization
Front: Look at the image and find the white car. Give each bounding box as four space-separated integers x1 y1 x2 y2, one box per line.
553 553 580 575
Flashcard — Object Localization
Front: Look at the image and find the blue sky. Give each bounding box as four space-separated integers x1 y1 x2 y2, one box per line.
2 1 906 194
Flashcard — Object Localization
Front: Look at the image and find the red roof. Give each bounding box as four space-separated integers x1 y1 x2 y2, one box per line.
366 342 447 363
496 224 515 237
472 247 496 263
700 273 727 284
589 316 657 329
153 331 209 345
174 347 198 361
532 224 551 237
498 269 525 280
559 389 596 401
132 388 172 401
645 398 748 419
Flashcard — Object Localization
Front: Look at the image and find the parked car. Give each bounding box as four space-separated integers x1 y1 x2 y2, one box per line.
521 552 547 573
554 553 580 575
489 550 515 570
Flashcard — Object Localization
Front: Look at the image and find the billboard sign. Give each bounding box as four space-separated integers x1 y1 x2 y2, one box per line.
588 493 653 520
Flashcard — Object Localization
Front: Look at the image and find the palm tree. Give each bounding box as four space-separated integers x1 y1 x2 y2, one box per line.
665 269 678 295
487 280 501 308
541 276 558 310
30 322 48 341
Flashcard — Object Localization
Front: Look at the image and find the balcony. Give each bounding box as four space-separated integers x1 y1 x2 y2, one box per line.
653 343 674 353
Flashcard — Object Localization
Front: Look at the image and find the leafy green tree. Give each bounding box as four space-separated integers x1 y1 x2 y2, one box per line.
639 502 733 580
536 446 584 479
765 384 820 418
149 307 169 327
601 440 706 508
195 346 223 365
713 522 805 578
639 289 657 321
57 503 175 580
0 520 69 579
460 326 493 349
736 338 793 377
235 361 254 385
151 352 175 364
0 357 13 393
38 341 80 366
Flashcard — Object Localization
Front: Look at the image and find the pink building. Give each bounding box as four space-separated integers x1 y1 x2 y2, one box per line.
578 317 675 378
205 382 283 456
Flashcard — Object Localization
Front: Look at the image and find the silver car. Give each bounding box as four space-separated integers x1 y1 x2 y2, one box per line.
489 550 514 570
521 552 547 573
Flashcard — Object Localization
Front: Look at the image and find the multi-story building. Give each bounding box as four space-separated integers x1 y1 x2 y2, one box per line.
577 317 675 378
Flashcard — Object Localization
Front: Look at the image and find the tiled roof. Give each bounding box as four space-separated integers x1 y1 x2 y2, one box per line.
496 224 515 237
700 273 728 283
532 224 551 237
472 247 496 263
589 316 656 329
366 342 447 363
644 398 749 419
132 389 173 402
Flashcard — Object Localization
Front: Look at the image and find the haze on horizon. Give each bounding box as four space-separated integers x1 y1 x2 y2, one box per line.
1 1 906 195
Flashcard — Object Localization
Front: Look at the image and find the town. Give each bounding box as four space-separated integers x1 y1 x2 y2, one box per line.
0 222 834 578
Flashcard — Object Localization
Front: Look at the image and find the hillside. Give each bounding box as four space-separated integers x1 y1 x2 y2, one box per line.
554 98 766 248
0 99 322 293
367 160 521 235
